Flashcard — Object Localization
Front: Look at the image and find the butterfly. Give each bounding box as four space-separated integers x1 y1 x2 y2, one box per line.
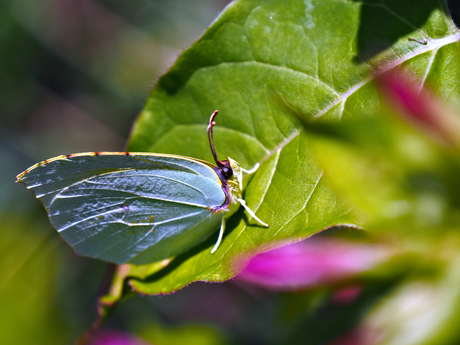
17 111 268 265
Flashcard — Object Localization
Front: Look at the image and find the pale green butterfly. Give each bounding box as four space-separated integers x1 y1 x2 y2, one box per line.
16 111 268 265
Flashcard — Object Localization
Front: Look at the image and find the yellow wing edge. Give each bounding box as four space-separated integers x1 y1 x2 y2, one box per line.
16 151 218 183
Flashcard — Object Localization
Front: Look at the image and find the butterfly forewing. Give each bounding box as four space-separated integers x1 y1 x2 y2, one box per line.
18 153 226 264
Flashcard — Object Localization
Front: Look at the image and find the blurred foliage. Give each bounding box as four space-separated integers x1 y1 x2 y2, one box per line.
4 1 460 345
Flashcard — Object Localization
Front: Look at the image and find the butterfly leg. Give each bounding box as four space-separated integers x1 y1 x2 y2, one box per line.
211 219 226 254
241 163 260 175
237 198 269 227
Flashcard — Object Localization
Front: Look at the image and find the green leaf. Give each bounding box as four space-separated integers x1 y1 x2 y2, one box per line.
120 0 459 294
129 133 353 294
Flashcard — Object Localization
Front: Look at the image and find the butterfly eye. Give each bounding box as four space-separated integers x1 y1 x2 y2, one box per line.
220 162 233 179
215 161 233 180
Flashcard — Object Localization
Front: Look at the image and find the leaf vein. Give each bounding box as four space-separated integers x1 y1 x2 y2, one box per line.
313 34 460 119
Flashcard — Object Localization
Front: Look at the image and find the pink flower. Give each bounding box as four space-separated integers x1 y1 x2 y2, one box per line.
376 70 460 148
236 237 388 292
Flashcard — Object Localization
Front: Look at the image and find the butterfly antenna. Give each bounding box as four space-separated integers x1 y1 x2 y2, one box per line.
207 110 223 167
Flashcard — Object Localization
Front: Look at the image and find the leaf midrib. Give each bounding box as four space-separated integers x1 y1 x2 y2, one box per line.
314 33 460 119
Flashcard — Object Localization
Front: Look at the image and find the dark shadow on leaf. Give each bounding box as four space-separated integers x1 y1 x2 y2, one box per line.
351 0 445 63
448 0 460 29
129 211 243 285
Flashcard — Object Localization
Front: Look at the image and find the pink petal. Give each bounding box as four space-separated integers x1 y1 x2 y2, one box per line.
236 237 388 291
376 70 460 148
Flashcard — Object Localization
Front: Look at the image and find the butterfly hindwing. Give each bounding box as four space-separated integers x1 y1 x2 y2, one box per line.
18 153 226 264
